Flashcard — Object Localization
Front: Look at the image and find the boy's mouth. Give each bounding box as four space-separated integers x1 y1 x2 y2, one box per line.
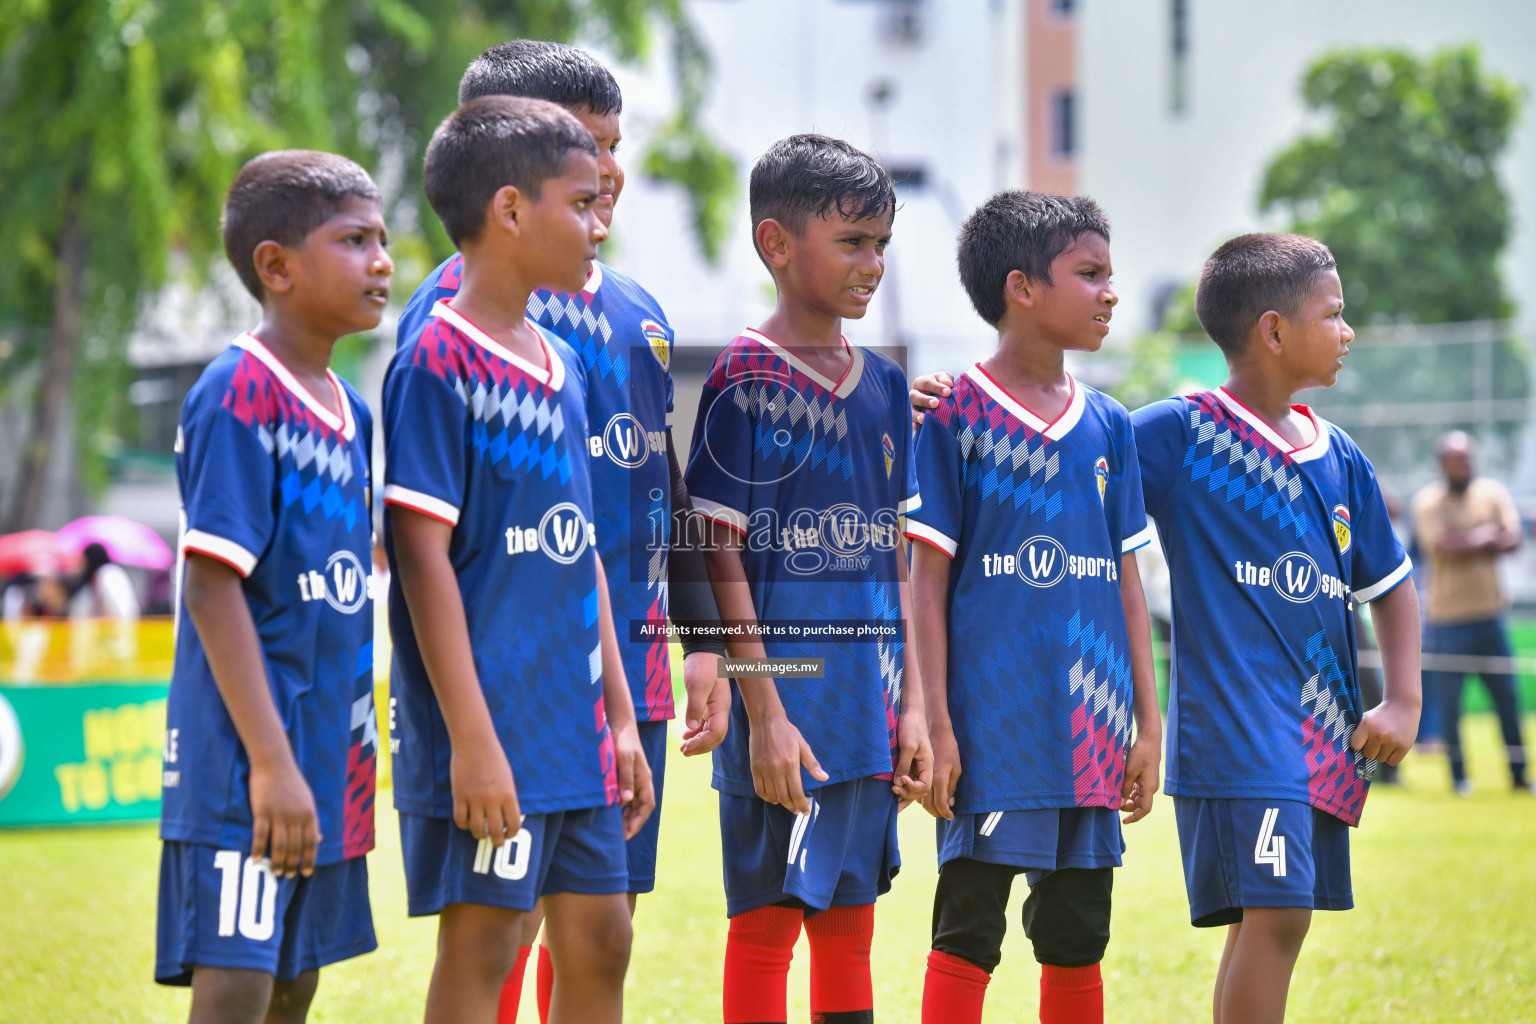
364 286 390 305
849 285 876 300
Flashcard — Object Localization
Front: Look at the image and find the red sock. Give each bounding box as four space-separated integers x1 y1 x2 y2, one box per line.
496 945 533 1024
536 943 553 1024
723 905 803 1024
804 904 874 1023
1039 963 1103 1024
922 950 990 1024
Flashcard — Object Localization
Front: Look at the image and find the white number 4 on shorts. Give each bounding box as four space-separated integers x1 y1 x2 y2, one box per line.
1254 807 1288 877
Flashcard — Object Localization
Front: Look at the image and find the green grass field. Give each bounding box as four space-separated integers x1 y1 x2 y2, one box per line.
3 715 1534 1023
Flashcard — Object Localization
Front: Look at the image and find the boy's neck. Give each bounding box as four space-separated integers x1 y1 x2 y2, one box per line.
1220 364 1302 425
759 296 844 349
452 250 540 354
252 308 338 387
985 324 1069 387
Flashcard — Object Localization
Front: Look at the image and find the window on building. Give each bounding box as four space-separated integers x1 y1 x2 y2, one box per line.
1170 0 1189 115
1051 89 1075 159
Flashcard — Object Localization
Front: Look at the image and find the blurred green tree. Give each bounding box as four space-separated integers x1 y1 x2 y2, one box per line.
0 0 733 530
1260 45 1521 323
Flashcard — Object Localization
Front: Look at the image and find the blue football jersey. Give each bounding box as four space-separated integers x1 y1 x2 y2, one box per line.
1133 388 1412 826
683 330 920 796
399 257 676 721
383 301 616 818
162 334 377 864
906 368 1152 815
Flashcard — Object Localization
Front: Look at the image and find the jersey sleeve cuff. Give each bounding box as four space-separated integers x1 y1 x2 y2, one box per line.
898 493 922 515
903 518 957 558
1121 523 1155 554
383 484 461 527
1353 555 1412 604
182 530 258 578
691 496 747 536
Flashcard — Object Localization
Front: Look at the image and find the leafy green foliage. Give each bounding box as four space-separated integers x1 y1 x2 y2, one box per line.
1260 45 1521 323
0 0 735 522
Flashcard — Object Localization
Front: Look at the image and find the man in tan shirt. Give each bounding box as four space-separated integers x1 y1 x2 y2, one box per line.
1411 431 1529 795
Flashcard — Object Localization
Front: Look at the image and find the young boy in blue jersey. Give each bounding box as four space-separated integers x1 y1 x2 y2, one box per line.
393 41 731 1022
906 192 1162 1024
912 232 1422 1024
684 133 933 1024
383 97 655 1024
156 150 390 1023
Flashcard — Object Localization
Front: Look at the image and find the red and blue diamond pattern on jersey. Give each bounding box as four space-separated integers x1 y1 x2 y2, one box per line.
162 337 376 864
904 370 1151 813
1132 389 1411 826
383 305 616 818
399 256 675 722
683 331 920 797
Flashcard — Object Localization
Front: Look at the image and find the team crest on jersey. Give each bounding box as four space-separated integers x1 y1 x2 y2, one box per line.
640 319 670 371
1094 456 1109 503
1332 504 1352 553
882 432 895 478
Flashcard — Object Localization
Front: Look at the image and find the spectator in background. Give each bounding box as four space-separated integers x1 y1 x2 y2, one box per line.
1411 431 1530 795
65 542 140 621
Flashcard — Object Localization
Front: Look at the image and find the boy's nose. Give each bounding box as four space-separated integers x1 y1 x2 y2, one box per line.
591 218 609 244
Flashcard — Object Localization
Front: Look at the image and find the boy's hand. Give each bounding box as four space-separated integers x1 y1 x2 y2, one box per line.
249 758 321 878
893 705 933 809
451 733 521 846
679 652 731 756
1120 729 1162 824
612 721 657 839
925 721 962 819
909 372 954 427
1351 698 1420 766
750 712 827 814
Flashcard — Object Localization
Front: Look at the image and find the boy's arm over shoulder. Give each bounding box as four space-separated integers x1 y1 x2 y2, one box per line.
902 393 962 558
1129 396 1191 521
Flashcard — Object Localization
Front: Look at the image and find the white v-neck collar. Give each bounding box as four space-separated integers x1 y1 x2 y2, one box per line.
740 327 865 398
1214 387 1329 463
234 333 355 440
966 364 1086 441
580 261 604 300
432 300 565 391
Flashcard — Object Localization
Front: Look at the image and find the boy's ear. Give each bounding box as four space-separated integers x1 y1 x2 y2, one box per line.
755 218 792 269
489 184 524 237
251 241 294 296
1003 269 1035 310
1256 309 1285 355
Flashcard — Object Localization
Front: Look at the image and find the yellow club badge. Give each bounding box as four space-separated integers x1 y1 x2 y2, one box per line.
640 318 670 371
1332 504 1352 553
883 432 895 478
1094 456 1109 503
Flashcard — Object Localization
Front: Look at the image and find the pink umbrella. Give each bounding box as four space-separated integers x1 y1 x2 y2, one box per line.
0 530 69 577
56 516 174 571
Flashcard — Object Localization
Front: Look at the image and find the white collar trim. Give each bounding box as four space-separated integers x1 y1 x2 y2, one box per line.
1214 388 1329 462
432 300 564 391
234 333 355 440
740 327 865 398
967 365 1086 441
580 261 604 300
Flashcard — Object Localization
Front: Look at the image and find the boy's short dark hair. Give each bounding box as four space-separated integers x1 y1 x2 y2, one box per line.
956 190 1110 327
749 134 896 260
1195 233 1337 357
459 39 622 113
423 96 598 247
221 150 379 300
